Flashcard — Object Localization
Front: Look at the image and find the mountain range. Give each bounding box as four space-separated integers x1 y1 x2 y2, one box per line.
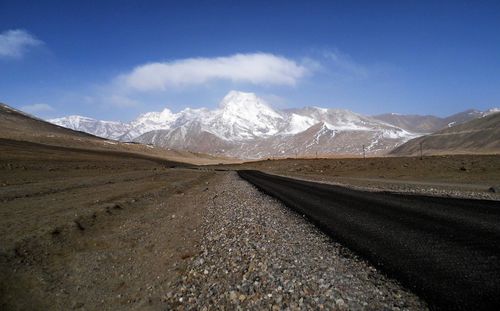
391 111 500 156
49 91 498 159
373 108 499 133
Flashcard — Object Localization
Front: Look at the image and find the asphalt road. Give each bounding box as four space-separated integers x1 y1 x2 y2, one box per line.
237 170 500 311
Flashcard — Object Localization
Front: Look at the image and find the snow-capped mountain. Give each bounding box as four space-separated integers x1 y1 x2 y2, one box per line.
135 106 419 159
49 91 497 159
132 91 420 158
206 90 285 139
49 115 131 140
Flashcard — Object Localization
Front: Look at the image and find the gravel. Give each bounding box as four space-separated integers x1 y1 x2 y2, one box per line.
274 173 500 201
165 172 427 310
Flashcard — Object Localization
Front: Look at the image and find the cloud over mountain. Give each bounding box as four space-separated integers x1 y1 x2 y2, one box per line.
119 53 310 91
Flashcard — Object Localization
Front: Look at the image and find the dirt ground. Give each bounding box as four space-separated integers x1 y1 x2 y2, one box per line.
0 139 223 310
225 154 500 199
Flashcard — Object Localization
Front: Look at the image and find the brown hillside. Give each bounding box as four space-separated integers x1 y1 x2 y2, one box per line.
390 112 500 156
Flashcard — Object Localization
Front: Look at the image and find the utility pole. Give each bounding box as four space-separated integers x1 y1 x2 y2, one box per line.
315 151 318 159
420 142 423 160
362 144 366 159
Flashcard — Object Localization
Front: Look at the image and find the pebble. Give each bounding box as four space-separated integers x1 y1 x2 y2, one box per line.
165 172 428 310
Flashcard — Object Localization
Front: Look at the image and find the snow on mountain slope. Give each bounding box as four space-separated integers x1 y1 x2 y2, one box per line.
483 108 500 116
288 107 373 131
281 113 317 134
285 107 416 139
49 115 131 140
119 108 177 141
218 91 283 136
137 124 234 154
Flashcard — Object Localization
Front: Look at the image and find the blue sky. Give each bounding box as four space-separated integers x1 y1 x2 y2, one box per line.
1 0 499 121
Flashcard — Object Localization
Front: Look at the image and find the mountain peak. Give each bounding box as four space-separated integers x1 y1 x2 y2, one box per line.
218 90 282 119
219 90 262 109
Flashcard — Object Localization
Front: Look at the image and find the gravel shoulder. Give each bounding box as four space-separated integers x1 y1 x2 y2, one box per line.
166 172 427 310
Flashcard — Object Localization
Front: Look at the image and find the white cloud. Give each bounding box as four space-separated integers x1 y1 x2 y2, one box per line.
21 103 54 113
119 53 310 91
0 29 43 59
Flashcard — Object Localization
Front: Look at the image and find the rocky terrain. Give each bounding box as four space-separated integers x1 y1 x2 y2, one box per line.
165 173 427 310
